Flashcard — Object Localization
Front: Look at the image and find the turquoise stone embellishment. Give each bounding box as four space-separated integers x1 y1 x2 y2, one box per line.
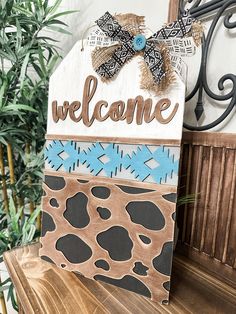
133 34 146 51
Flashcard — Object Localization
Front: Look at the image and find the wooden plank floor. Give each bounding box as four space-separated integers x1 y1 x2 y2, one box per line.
3 243 236 314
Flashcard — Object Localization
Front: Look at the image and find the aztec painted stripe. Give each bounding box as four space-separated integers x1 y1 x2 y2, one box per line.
44 139 180 185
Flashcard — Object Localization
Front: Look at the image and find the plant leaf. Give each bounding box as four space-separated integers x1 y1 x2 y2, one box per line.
47 25 72 35
19 52 30 89
0 80 7 108
2 104 37 113
48 10 78 20
47 0 62 15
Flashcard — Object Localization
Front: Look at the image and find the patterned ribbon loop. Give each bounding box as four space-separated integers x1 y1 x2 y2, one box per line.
92 11 202 92
150 12 195 41
95 12 136 80
96 12 134 43
95 42 136 80
144 42 164 83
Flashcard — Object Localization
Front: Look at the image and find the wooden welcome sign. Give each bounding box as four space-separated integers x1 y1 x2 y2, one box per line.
40 9 201 304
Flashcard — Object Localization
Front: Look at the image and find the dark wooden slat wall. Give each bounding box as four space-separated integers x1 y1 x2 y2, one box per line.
177 132 236 287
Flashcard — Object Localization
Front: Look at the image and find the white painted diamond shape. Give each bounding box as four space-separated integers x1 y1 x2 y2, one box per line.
58 151 69 160
98 154 110 164
145 158 160 169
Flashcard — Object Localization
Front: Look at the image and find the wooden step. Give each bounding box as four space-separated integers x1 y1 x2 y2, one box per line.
3 243 236 314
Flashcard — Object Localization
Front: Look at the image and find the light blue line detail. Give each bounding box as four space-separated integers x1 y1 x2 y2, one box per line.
45 140 179 184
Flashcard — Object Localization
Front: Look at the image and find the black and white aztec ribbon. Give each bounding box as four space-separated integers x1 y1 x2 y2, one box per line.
92 11 196 84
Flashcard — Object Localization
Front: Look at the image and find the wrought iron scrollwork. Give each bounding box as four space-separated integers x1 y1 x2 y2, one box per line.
179 0 236 131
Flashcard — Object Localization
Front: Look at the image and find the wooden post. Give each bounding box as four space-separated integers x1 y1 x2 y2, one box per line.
6 143 24 211
37 213 41 231
0 274 8 314
6 144 15 186
6 143 17 209
0 144 9 212
25 143 35 214
168 0 179 22
25 143 41 231
0 295 7 314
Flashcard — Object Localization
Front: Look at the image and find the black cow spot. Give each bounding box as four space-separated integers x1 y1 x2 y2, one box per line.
94 275 151 298
133 262 149 276
45 175 65 190
117 185 154 194
64 192 90 228
172 212 176 221
41 212 56 237
163 281 170 291
56 234 92 264
126 201 165 231
50 198 59 208
77 179 88 184
95 260 110 271
139 235 151 245
97 226 133 261
41 255 55 264
97 207 111 220
92 186 110 199
162 193 177 203
152 242 174 276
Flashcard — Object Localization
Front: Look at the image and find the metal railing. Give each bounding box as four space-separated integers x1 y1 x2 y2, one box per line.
180 0 236 130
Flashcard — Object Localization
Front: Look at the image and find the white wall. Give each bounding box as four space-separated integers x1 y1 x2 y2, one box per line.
48 0 169 55
48 0 236 133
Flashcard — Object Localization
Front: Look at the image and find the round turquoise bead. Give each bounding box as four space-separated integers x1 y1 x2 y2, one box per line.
133 34 146 51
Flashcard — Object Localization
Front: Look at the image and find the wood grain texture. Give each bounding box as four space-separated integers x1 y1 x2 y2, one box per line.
3 243 236 314
168 0 179 22
43 169 177 192
182 131 236 149
0 274 7 314
4 244 108 314
45 134 181 146
40 173 177 303
178 131 236 287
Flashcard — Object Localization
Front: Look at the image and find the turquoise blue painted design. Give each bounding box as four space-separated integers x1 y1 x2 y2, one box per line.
45 140 180 185
123 145 178 183
45 140 85 172
84 142 123 177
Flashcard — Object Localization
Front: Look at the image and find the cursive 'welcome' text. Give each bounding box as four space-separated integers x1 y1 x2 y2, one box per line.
52 75 179 127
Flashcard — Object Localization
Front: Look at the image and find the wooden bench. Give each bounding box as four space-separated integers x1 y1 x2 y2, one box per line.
3 243 236 313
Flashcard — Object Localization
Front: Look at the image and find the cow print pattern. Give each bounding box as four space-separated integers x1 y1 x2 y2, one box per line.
40 173 177 303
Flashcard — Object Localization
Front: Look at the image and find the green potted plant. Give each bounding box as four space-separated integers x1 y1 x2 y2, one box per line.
0 199 40 311
0 0 77 311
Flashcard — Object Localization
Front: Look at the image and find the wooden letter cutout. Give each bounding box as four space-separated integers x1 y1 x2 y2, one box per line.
51 75 179 127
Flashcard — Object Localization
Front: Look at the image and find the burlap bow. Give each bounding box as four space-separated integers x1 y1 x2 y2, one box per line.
90 11 203 93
